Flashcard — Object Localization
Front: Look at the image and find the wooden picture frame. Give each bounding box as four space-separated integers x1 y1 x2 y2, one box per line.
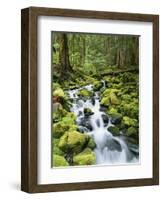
21 7 159 193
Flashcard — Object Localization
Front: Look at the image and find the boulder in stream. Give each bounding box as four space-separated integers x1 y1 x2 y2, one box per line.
73 148 96 165
84 108 94 117
79 117 93 131
107 126 120 136
106 138 122 152
101 114 109 127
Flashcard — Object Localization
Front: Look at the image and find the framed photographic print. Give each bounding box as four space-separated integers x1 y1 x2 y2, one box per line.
21 7 159 193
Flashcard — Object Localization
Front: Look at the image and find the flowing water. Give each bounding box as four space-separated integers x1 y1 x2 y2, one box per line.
67 82 138 165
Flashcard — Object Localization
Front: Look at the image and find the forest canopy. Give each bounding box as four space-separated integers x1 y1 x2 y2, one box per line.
52 32 139 82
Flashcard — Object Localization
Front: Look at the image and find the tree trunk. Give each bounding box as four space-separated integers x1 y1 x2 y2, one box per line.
58 33 73 79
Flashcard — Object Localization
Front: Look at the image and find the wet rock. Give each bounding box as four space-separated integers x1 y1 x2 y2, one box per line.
84 108 94 117
106 138 122 152
78 111 83 117
91 97 95 105
77 126 89 133
110 113 122 125
79 117 93 131
99 105 108 112
96 119 100 127
101 114 109 127
127 143 139 156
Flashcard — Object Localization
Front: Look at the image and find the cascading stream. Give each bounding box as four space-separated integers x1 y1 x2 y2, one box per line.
67 82 138 165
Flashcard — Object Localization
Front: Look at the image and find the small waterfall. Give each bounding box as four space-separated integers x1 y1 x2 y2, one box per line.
67 81 138 165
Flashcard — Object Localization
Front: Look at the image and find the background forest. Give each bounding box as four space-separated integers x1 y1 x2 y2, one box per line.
52 32 139 167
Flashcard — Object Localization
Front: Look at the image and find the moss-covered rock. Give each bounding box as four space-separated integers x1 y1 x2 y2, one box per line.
53 154 69 167
87 137 96 149
100 88 120 106
53 120 77 138
100 96 110 106
84 108 94 117
58 130 88 153
110 113 122 125
122 116 138 127
53 104 67 123
126 127 137 136
53 88 65 98
93 81 103 91
110 92 120 105
120 101 139 119
107 107 122 124
77 89 93 98
53 139 64 156
53 82 61 91
73 148 96 165
107 126 120 136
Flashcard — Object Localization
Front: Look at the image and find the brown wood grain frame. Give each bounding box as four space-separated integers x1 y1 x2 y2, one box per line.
21 7 159 193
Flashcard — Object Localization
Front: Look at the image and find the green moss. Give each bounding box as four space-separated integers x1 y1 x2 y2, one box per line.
58 132 68 150
100 96 110 106
52 83 61 91
58 131 88 153
121 94 132 102
110 92 120 105
93 81 103 91
53 104 67 122
53 139 64 156
100 88 120 106
77 89 93 98
126 127 137 136
107 126 120 136
53 154 69 167
73 148 96 165
107 107 118 115
67 131 88 151
53 88 65 98
121 101 139 119
53 122 69 138
87 137 96 149
122 116 137 127
53 120 77 138
62 115 76 125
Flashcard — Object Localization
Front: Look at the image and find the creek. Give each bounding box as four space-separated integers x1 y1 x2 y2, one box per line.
67 82 138 165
